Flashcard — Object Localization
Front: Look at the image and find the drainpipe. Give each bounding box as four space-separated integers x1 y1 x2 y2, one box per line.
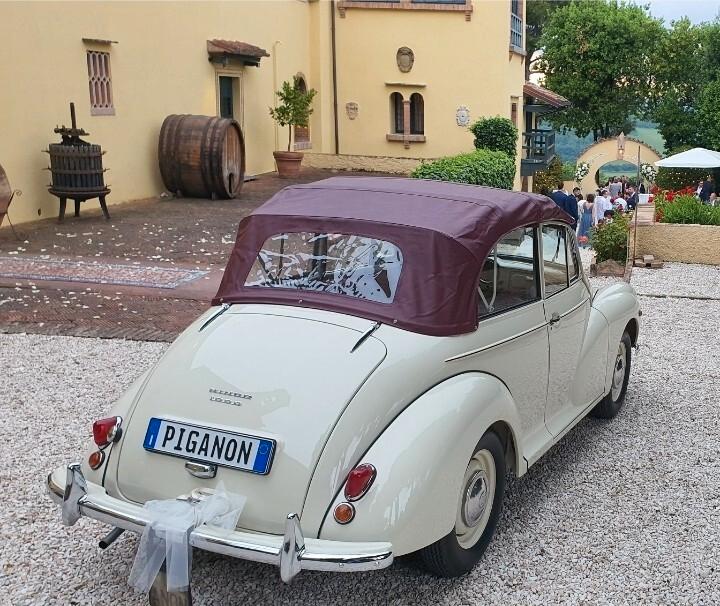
331 0 340 155
272 40 282 151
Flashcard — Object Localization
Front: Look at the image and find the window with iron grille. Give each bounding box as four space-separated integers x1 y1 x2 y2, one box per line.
510 0 523 50
87 51 115 115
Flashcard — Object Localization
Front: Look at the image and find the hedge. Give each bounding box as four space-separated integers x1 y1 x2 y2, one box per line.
655 194 720 225
469 117 518 160
411 149 516 190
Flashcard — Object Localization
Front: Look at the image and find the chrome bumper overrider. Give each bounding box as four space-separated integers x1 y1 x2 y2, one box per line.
47 464 393 582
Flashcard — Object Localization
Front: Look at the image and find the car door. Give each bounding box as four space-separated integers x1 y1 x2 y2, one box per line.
541 223 591 437
470 225 552 464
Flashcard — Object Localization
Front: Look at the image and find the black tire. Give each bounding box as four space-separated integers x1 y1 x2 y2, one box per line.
420 431 505 577
590 331 632 419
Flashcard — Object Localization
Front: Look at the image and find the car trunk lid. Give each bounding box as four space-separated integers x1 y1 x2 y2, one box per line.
115 311 385 534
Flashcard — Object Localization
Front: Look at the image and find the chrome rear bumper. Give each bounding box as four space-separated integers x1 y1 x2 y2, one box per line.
47 464 393 582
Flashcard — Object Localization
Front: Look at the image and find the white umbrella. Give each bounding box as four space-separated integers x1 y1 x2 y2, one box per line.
655 147 720 168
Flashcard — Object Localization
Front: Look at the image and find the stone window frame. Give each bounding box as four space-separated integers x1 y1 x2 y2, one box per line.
86 49 115 116
338 0 473 21
386 89 426 148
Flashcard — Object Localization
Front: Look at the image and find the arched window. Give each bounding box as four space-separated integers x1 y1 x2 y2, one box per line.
410 93 424 135
293 75 310 149
390 92 404 134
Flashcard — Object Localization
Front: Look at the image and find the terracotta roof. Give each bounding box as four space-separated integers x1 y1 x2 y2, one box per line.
207 39 270 65
523 82 571 108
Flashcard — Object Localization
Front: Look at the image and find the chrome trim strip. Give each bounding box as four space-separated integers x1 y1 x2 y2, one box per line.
445 322 547 363
560 298 588 319
350 321 381 353
199 303 230 332
46 465 393 580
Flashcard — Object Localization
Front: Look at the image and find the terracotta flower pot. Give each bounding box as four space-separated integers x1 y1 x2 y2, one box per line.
273 151 304 178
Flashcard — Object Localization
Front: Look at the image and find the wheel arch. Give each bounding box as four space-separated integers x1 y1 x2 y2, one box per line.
625 317 639 347
317 372 523 556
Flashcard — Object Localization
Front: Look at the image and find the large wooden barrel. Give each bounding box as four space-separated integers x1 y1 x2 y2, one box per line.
158 115 245 199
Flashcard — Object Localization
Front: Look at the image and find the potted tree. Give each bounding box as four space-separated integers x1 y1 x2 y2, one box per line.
269 77 317 178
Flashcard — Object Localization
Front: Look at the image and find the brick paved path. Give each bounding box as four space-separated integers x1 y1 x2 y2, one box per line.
0 169 386 341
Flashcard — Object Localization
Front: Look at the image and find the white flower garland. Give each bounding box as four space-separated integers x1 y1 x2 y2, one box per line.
640 163 657 182
575 161 590 182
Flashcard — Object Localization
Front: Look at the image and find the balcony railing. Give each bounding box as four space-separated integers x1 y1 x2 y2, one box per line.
510 12 523 50
521 130 556 176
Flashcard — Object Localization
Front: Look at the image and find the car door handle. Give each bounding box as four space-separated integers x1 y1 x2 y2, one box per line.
549 312 561 325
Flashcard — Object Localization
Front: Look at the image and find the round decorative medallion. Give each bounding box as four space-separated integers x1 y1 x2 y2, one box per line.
396 47 414 73
456 105 471 127
346 102 359 120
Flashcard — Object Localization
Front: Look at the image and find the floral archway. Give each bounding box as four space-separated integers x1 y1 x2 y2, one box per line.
574 136 662 194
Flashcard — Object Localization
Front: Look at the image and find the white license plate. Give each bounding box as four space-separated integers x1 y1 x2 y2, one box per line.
143 418 275 475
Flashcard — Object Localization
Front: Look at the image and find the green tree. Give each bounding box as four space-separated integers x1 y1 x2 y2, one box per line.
697 79 720 150
538 1 664 141
269 77 317 152
526 0 571 79
650 19 720 151
650 19 705 150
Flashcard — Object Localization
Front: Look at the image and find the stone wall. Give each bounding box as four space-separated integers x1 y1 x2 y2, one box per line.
303 153 425 175
630 223 720 265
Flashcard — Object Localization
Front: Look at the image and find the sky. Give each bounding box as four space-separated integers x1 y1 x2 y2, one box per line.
642 0 720 24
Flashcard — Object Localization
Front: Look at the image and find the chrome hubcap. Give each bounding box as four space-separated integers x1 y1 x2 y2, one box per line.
456 449 496 550
462 471 489 527
611 342 627 400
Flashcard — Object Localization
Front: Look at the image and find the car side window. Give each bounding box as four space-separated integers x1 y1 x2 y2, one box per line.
542 225 569 297
478 226 539 318
567 228 580 283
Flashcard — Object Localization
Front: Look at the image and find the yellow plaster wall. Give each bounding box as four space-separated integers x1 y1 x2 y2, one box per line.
334 1 526 186
630 223 720 266
0 0 315 224
0 0 527 225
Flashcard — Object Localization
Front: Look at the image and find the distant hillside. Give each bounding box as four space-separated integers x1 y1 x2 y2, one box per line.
546 121 666 163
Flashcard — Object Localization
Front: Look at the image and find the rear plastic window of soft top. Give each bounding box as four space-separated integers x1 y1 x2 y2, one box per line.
245 232 404 304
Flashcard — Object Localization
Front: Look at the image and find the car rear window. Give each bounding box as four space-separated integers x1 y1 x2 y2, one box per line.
245 232 403 304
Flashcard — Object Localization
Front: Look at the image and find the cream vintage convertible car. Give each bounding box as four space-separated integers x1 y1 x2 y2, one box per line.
48 177 640 588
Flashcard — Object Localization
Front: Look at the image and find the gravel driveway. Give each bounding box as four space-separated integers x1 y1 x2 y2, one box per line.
2 268 719 605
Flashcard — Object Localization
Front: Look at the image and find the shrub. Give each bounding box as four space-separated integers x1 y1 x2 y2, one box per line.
591 212 630 264
561 162 577 181
411 149 515 189
655 193 720 225
532 156 564 194
469 117 518 160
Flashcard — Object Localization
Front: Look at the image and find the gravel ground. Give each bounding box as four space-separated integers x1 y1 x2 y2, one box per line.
632 262 720 299
3 273 719 604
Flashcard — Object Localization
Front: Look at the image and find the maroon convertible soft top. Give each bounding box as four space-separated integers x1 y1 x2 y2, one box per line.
213 177 570 336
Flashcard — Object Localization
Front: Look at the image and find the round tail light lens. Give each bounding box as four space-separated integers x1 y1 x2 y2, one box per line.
333 502 355 524
88 450 105 470
344 463 376 501
93 416 122 447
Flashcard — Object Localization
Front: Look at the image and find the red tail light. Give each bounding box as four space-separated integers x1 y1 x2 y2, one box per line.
344 463 376 501
93 416 122 447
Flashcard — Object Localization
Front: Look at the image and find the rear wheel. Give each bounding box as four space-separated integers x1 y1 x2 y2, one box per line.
420 431 505 577
591 332 632 419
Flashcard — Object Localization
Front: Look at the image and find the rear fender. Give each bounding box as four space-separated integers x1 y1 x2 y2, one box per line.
318 373 521 556
592 283 641 390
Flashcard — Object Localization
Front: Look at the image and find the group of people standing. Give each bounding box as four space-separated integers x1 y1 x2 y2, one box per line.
544 175 641 247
